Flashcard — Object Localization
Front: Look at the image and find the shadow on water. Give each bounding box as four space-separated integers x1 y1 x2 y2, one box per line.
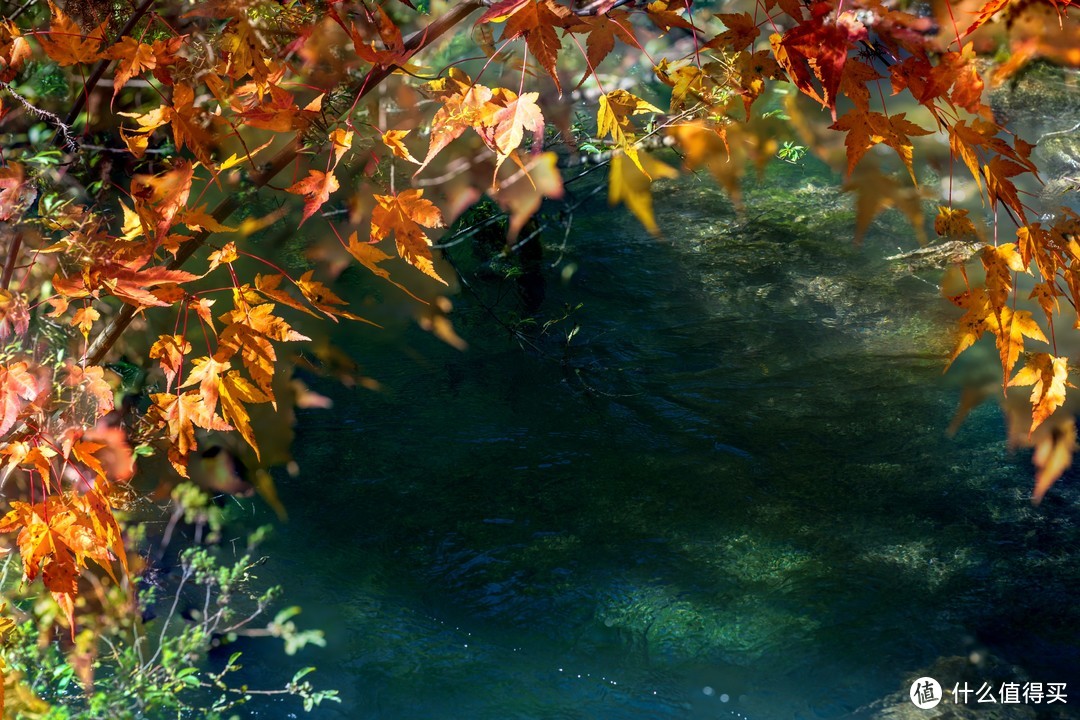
239 159 1080 719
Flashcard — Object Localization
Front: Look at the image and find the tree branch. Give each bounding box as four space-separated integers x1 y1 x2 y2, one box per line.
85 0 485 366
0 82 80 152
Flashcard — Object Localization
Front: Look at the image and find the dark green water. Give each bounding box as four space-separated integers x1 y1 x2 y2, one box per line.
240 163 1080 719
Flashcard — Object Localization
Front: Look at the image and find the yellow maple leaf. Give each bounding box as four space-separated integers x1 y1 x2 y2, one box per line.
1009 352 1070 435
598 90 661 176
370 190 446 284
608 152 678 236
1032 417 1077 505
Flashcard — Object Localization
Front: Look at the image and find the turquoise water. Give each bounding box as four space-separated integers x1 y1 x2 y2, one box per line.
238 163 1080 719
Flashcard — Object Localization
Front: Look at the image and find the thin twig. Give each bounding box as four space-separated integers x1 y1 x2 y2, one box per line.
145 563 192 670
0 82 80 152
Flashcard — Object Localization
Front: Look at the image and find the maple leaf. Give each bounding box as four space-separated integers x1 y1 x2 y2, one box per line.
90 262 200 308
235 83 307 133
986 307 1047 383
345 232 423 302
382 129 420 164
0 20 32 83
130 160 195 243
983 155 1028 218
0 362 42 437
349 3 409 66
945 287 991 370
490 152 565 240
63 363 114 418
215 298 310 396
1029 282 1061 330
567 11 635 88
255 273 320 318
829 109 932 184
150 392 233 474
416 83 496 174
1010 353 1070 435
762 0 805 19
981 242 1026 310
479 0 572 92
181 356 231 412
772 4 865 115
219 371 271 459
294 270 373 323
598 90 662 176
935 206 977 239
668 121 745 205
965 0 1012 37
706 13 760 52
150 335 193 393
845 164 925 245
182 206 237 236
608 152 678 236
645 0 697 32
732 49 786 119
371 190 447 284
220 20 271 83
1032 417 1076 505
0 163 35 221
1016 222 1056 278
106 37 157 102
654 60 717 113
0 494 125 635
170 84 215 168
0 289 30 341
71 306 98 342
286 170 339 225
37 1 106 66
838 58 883 115
480 91 545 173
207 242 240 273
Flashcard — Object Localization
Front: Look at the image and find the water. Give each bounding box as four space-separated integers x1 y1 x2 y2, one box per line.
237 159 1080 719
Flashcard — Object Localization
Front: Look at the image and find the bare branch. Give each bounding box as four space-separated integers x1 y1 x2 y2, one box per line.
0 82 80 152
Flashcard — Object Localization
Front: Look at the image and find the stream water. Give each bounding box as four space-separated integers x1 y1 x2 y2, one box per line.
232 135 1080 718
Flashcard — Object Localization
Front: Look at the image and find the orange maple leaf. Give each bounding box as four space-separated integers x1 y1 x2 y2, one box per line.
106 36 157 102
1032 417 1076 505
489 152 565 240
945 287 991 370
37 1 106 66
567 10 636 88
371 190 446 284
286 170 339 225
0 361 42 437
219 371 271 459
382 129 420 164
150 392 232 474
255 273 320 318
480 91 545 173
478 0 572 92
645 0 697 32
829 109 932 183
1009 353 1070 435
416 83 496 175
987 307 1047 383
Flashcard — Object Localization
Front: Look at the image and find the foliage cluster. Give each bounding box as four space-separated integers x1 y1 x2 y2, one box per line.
0 0 1078 713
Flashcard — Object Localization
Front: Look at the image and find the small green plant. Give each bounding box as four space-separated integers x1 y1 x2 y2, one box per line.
777 140 807 164
0 527 339 719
